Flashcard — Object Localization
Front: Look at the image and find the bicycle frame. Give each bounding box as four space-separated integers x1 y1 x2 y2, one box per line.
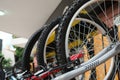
54 42 120 80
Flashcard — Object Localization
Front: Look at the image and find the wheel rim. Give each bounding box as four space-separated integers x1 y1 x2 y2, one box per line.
44 25 58 64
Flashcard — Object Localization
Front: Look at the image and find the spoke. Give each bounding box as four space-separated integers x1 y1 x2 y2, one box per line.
96 1 112 28
47 46 55 50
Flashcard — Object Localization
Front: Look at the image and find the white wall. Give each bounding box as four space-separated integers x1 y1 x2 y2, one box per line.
0 31 15 65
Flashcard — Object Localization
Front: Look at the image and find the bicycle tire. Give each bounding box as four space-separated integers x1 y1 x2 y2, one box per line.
36 17 61 67
56 0 120 79
22 26 45 71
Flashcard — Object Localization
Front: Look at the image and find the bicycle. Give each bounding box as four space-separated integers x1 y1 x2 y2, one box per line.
0 57 23 80
36 17 61 67
13 0 120 80
22 26 45 71
36 15 90 79
21 17 61 79
55 0 120 80
5 24 46 79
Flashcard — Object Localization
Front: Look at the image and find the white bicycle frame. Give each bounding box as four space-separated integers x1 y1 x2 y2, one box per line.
54 42 120 80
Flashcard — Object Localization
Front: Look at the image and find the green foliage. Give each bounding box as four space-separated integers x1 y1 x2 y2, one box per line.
14 46 24 61
12 35 18 39
0 52 11 68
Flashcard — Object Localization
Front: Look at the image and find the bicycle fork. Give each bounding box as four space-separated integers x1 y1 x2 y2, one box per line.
54 42 120 80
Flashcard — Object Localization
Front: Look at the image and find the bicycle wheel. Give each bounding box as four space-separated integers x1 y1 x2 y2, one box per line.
22 26 45 71
36 17 61 79
36 17 60 70
56 0 120 80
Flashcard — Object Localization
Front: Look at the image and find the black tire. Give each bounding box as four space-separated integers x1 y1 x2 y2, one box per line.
56 0 119 79
56 0 90 65
22 26 45 71
36 17 61 67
